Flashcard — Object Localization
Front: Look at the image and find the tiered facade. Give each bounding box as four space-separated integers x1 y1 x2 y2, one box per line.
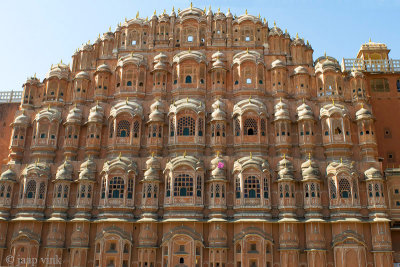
0 5 394 267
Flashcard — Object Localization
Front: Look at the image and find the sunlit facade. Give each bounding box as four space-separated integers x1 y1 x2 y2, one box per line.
0 4 399 267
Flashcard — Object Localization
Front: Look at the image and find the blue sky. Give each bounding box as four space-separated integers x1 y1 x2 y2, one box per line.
1 0 399 91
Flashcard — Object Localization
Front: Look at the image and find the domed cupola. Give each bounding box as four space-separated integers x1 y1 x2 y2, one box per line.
88 103 104 124
210 51 227 95
301 156 322 219
147 100 165 154
356 105 377 161
55 159 73 181
63 106 83 158
141 154 161 218
148 99 165 123
208 152 228 218
296 102 316 155
269 21 283 36
66 106 82 124
301 158 320 181
0 167 17 215
277 156 294 181
210 152 226 180
210 99 227 152
151 53 168 95
85 103 104 157
276 155 296 218
274 99 292 155
10 111 30 161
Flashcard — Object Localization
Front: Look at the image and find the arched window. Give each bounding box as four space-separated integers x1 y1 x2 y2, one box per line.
329 178 336 199
236 176 241 198
127 179 133 199
263 177 269 198
108 177 124 199
80 185 86 198
185 75 192 84
244 118 258 136
177 116 195 136
133 121 140 138
25 180 36 199
198 118 203 136
170 118 175 137
235 118 241 136
173 174 193 197
196 175 202 197
39 182 46 199
87 185 92 198
261 119 266 136
56 184 62 198
64 185 69 198
338 178 351 198
117 120 131 137
244 176 260 198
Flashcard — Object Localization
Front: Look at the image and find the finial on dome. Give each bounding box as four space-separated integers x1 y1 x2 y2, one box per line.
151 151 155 157
279 97 282 103
188 47 191 53
163 9 166 14
296 32 299 39
324 51 327 58
250 152 252 159
136 11 139 18
307 40 309 45
245 9 248 15
308 152 311 160
109 26 111 32
361 102 364 109
258 13 261 19
145 16 148 21
183 150 187 157
283 153 286 159
218 7 220 13
60 59 63 64
47 104 50 111
125 17 127 22
285 29 287 34
274 20 276 27
118 152 122 160
154 9 156 15
98 33 101 38
96 100 99 106
248 95 252 103
216 151 220 157
126 97 129 104
178 8 181 12
204 7 206 13
190 2 193 10
228 8 230 12
209 5 211 11
172 6 174 12
263 18 266 24
246 47 249 54
34 73 36 78
340 157 343 164
186 97 189 102
332 98 335 106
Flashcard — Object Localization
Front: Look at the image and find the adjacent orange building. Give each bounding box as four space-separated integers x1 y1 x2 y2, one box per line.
0 5 399 267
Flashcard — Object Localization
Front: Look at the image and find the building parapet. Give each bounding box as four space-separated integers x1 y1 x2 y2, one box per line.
0 90 22 103
342 58 400 73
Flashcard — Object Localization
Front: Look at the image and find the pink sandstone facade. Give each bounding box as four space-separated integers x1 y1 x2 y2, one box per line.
1 4 399 267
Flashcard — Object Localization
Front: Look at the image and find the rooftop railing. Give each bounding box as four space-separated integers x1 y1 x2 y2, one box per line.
0 90 22 103
342 58 400 73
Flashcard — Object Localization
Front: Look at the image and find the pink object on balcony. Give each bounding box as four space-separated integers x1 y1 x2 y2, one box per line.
217 162 224 169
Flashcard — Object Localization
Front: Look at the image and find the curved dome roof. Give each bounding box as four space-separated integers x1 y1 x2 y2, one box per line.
88 103 104 123
46 63 70 80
